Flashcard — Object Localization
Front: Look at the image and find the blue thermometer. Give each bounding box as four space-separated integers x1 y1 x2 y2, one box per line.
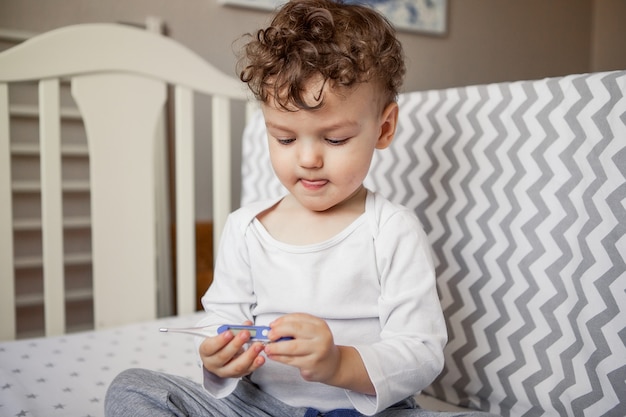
217 325 280 342
218 325 293 342
160 324 292 343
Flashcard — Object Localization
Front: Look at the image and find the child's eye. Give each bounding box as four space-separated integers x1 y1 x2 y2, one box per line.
326 138 348 146
276 138 295 145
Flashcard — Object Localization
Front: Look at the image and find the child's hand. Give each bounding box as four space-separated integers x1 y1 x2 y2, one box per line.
199 321 266 379
265 313 375 395
264 313 341 384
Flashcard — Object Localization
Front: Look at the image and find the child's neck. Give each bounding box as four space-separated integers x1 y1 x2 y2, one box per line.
258 187 367 245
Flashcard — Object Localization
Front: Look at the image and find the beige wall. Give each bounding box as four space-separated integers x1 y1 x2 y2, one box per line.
591 0 626 72
402 0 592 90
1 0 625 217
3 0 625 91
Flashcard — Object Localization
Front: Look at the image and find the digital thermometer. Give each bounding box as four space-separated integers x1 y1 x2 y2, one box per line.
160 324 292 343
218 325 293 342
218 325 271 342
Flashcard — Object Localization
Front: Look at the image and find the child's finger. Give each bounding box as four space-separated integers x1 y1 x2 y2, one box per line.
217 329 253 361
269 312 327 342
200 329 250 370
199 329 235 357
220 342 266 377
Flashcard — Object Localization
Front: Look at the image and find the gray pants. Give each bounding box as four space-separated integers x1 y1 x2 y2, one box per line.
104 368 497 417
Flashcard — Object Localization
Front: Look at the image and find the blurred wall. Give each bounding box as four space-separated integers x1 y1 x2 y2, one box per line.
1 0 624 217
591 0 626 72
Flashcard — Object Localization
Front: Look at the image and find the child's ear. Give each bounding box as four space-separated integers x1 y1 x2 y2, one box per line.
376 101 399 150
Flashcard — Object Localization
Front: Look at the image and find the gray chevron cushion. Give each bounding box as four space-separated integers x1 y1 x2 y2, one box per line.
240 70 626 416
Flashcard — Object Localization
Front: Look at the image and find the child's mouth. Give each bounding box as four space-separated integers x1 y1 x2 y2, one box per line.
300 179 328 190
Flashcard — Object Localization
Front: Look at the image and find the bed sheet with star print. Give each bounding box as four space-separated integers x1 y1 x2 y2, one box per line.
0 312 204 417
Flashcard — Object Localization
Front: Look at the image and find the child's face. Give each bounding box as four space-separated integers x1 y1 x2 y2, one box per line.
261 80 397 212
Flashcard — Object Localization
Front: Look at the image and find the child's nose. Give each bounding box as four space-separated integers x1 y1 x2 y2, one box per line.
297 142 323 168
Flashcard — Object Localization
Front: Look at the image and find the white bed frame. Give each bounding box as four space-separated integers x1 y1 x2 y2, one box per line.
0 23 254 340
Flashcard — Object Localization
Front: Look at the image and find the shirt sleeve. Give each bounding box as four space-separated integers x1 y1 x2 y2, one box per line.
195 209 257 398
347 205 447 415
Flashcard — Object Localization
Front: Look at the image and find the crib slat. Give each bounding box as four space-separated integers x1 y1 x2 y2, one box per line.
0 83 16 341
39 79 66 336
174 85 196 315
73 73 163 329
212 95 232 253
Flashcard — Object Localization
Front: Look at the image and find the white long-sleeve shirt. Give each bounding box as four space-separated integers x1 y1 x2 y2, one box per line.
198 190 447 415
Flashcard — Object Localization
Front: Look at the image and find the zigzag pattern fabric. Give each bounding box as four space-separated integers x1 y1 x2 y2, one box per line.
241 108 286 205
239 70 626 416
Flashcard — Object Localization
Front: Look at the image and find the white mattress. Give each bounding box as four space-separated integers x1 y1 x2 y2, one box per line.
0 312 205 417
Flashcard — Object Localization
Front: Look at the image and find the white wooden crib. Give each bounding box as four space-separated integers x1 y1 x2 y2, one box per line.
0 25 260 415
0 23 254 341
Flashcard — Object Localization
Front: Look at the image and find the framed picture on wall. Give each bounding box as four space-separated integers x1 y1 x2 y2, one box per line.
220 0 448 35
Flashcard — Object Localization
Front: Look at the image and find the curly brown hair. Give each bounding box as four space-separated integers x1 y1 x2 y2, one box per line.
238 0 405 111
